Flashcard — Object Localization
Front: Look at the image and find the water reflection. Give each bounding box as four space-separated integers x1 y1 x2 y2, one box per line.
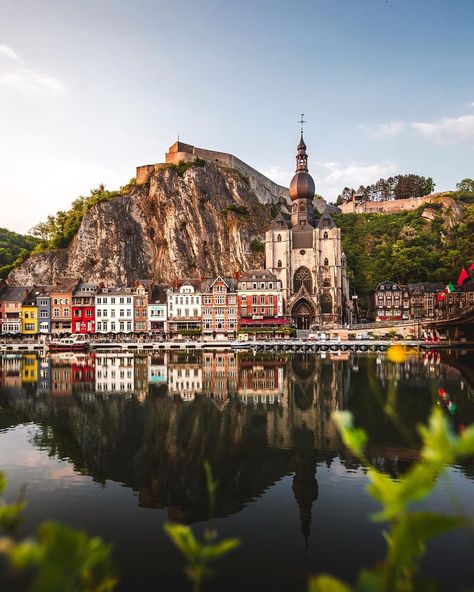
0 350 473 533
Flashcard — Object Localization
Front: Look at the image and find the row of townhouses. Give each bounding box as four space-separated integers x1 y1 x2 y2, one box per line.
370 280 474 322
0 271 284 337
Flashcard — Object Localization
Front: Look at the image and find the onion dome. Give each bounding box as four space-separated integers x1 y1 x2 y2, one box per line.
289 133 315 202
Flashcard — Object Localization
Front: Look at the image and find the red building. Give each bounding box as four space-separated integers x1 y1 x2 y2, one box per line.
72 282 98 334
237 270 287 335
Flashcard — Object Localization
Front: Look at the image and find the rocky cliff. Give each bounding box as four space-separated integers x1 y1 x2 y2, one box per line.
9 162 279 285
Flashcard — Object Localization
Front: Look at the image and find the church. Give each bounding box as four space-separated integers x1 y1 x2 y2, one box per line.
265 132 350 330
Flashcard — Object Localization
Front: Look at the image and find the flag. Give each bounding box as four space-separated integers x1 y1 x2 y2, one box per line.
445 282 455 293
436 292 445 302
456 268 469 286
469 261 474 272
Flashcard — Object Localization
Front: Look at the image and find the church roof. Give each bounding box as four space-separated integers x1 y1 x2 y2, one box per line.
316 208 337 230
270 209 290 229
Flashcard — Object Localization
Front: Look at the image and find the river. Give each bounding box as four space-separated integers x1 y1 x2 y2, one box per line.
0 349 473 591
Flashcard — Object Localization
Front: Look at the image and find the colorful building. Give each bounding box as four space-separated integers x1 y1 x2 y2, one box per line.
237 270 287 335
148 284 168 334
134 283 149 333
167 280 202 336
50 279 81 335
72 282 98 334
201 276 238 338
371 281 410 322
95 287 134 334
0 286 29 334
21 289 38 335
35 287 52 335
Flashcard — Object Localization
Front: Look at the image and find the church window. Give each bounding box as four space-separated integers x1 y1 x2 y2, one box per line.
300 250 305 255
277 234 282 242
299 203 306 211
324 257 329 266
277 260 282 268
293 267 313 293
321 292 332 314
323 278 331 287
323 231 328 240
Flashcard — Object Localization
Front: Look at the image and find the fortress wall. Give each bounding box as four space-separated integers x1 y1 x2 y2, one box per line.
339 194 441 215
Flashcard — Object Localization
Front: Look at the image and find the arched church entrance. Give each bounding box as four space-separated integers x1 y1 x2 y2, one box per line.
292 299 314 330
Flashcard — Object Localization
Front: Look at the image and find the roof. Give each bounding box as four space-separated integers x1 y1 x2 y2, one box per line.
316 208 337 230
98 286 134 295
238 269 278 282
169 278 202 292
149 284 170 304
50 278 81 294
73 282 99 296
0 286 30 302
407 282 443 293
270 209 290 229
201 276 238 292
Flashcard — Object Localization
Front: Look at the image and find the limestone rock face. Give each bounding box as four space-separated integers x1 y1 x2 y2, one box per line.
9 163 274 285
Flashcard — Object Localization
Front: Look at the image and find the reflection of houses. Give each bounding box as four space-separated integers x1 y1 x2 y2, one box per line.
167 352 202 401
95 353 135 394
71 354 95 393
0 354 22 388
21 354 38 383
50 355 73 396
202 351 238 408
148 353 167 384
37 356 51 394
134 354 148 400
237 357 285 405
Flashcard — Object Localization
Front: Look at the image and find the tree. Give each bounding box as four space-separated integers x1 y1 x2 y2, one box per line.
456 178 474 193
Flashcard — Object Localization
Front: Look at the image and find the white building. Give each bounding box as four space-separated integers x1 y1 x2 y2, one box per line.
95 353 135 393
95 287 134 334
167 280 202 335
148 284 168 334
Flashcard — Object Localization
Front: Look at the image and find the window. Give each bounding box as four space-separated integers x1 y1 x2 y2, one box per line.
53 308 59 317
323 232 328 240
293 267 312 293
277 260 282 268
324 257 329 266
277 234 282 242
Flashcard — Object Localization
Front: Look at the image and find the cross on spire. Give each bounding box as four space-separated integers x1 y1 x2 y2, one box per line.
298 113 307 134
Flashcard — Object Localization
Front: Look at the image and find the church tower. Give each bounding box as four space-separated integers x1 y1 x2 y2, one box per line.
265 125 350 330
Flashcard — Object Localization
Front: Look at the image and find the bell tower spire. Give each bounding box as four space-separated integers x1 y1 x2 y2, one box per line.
289 115 315 227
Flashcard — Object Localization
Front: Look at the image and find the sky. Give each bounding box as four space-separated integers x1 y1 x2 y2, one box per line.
1 0 473 233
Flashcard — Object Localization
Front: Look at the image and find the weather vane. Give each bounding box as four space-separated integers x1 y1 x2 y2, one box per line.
298 113 306 133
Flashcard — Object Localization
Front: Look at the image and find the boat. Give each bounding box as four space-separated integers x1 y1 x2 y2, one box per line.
48 334 90 352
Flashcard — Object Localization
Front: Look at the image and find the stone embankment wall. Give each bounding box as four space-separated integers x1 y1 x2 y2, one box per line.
137 142 289 206
338 193 449 214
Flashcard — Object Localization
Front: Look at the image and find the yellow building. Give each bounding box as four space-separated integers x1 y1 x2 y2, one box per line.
21 354 38 383
21 301 38 335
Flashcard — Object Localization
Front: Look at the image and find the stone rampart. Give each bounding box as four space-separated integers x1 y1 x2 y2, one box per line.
338 193 447 214
137 142 290 205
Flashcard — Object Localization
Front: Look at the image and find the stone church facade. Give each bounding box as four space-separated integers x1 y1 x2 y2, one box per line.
265 134 350 329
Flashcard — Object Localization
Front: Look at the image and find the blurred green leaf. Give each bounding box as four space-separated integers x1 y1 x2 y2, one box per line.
309 574 352 592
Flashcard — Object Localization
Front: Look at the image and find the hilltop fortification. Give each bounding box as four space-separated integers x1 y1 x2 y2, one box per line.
137 141 290 206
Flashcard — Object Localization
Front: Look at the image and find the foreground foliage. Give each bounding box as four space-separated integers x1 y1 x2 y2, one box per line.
308 405 474 592
0 472 117 591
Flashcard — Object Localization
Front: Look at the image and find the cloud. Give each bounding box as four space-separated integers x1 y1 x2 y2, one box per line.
357 121 405 138
0 43 23 63
1 67 66 93
316 160 398 200
0 44 65 94
412 114 474 144
261 165 293 186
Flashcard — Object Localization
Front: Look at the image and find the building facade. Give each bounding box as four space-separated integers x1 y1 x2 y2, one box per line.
371 281 410 321
95 287 134 334
50 279 80 335
72 282 98 334
148 285 168 334
167 280 202 336
237 270 286 334
201 276 238 338
134 283 149 333
0 286 29 334
265 134 349 329
21 289 38 335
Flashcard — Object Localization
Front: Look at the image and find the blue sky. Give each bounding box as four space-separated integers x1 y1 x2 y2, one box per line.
1 0 473 233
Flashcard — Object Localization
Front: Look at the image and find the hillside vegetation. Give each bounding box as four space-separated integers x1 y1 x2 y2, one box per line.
335 191 474 295
0 228 38 279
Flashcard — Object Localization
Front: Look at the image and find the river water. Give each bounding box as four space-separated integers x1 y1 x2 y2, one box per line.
0 349 473 591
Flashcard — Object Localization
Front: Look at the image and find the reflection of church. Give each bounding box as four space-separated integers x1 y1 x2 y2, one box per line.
265 133 350 329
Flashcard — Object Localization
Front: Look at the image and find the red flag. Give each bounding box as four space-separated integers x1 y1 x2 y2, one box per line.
469 261 474 271
436 292 445 302
457 267 469 286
